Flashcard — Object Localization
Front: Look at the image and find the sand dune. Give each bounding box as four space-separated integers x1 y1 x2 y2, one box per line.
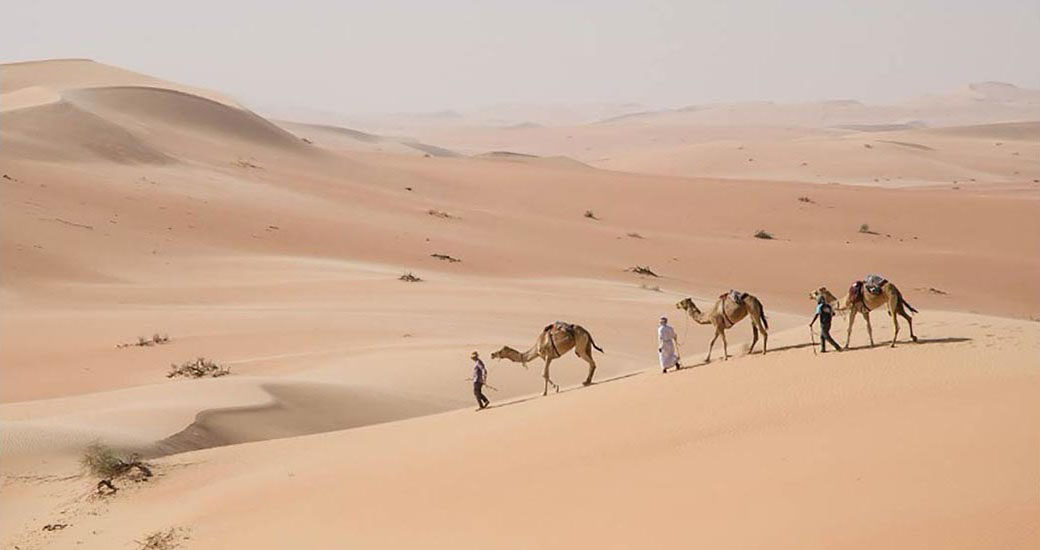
599 121 1040 186
276 120 459 157
4 313 1037 549
1 60 1037 550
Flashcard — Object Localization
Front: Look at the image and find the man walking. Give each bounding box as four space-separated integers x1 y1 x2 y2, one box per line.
471 351 490 410
809 295 842 353
658 316 681 373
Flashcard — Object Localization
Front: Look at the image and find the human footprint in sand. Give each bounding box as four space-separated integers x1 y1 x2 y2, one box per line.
658 316 681 373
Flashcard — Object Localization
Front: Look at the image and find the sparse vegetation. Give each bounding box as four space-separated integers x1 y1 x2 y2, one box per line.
232 159 262 169
859 223 879 235
797 196 813 203
753 230 774 240
119 333 170 349
81 443 153 482
431 254 461 263
167 357 230 378
584 210 598 220
399 272 423 282
640 283 662 292
626 232 644 239
627 265 659 277
137 528 186 550
427 209 456 219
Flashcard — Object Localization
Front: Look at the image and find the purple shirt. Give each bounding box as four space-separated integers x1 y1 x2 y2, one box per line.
472 359 487 383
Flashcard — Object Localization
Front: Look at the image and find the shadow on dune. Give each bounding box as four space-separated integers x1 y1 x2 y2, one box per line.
487 371 644 410
844 336 972 351
150 382 446 458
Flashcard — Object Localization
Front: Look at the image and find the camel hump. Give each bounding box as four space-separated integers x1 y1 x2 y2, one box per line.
545 321 576 336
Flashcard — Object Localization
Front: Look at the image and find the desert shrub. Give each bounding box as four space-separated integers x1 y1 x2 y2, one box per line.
120 333 170 349
584 210 598 219
753 230 774 240
859 223 880 234
81 443 153 480
797 196 813 203
137 528 186 550
627 265 659 277
626 232 644 239
167 357 230 378
427 209 455 219
430 254 461 263
640 284 662 292
399 272 422 282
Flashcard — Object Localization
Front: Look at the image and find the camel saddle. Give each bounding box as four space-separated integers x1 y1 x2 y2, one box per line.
544 321 575 339
864 274 887 295
720 290 747 305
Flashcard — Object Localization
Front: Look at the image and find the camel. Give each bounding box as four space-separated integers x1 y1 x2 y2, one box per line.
491 322 603 396
676 291 769 363
810 278 918 348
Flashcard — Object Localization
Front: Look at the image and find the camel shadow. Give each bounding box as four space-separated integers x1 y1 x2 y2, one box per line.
675 341 817 368
844 336 972 351
486 371 644 410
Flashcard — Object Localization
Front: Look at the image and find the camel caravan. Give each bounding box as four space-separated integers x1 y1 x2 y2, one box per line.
473 275 918 409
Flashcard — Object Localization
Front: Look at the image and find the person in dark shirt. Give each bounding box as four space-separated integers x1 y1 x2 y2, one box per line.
810 295 843 353
471 351 490 410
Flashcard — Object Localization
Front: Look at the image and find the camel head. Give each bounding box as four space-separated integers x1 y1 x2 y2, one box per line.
490 346 527 368
676 298 700 315
810 287 840 306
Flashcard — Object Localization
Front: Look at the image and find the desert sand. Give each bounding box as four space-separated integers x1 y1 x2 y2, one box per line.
1 59 1037 549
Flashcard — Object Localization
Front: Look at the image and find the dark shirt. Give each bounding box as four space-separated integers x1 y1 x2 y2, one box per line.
816 303 834 327
472 359 487 384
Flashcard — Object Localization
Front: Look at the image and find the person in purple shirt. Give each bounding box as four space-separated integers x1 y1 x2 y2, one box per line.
471 351 490 410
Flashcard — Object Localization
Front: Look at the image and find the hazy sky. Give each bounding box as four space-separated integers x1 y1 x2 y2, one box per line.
2 1 1037 114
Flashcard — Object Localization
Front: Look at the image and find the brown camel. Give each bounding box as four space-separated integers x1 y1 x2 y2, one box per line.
810 279 918 348
491 322 603 396
676 292 769 363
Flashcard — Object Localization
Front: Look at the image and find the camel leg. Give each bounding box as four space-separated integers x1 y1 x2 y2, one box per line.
864 311 875 347
845 308 856 349
748 324 759 355
576 344 597 386
889 309 900 348
762 324 768 355
721 330 729 361
542 358 559 396
705 331 719 363
898 306 918 342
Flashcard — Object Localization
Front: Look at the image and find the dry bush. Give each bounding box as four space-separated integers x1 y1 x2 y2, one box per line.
137 528 186 550
427 209 456 219
167 357 230 379
399 272 423 282
584 210 598 220
119 333 170 349
626 232 644 239
640 283 662 292
753 230 774 240
797 196 813 203
859 223 879 235
431 253 461 263
627 265 659 277
81 443 153 481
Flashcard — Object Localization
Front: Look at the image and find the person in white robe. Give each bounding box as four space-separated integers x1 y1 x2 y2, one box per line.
658 316 680 373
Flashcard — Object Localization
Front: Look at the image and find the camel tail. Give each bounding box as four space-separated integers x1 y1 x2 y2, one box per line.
755 297 769 330
590 335 605 354
900 295 919 314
